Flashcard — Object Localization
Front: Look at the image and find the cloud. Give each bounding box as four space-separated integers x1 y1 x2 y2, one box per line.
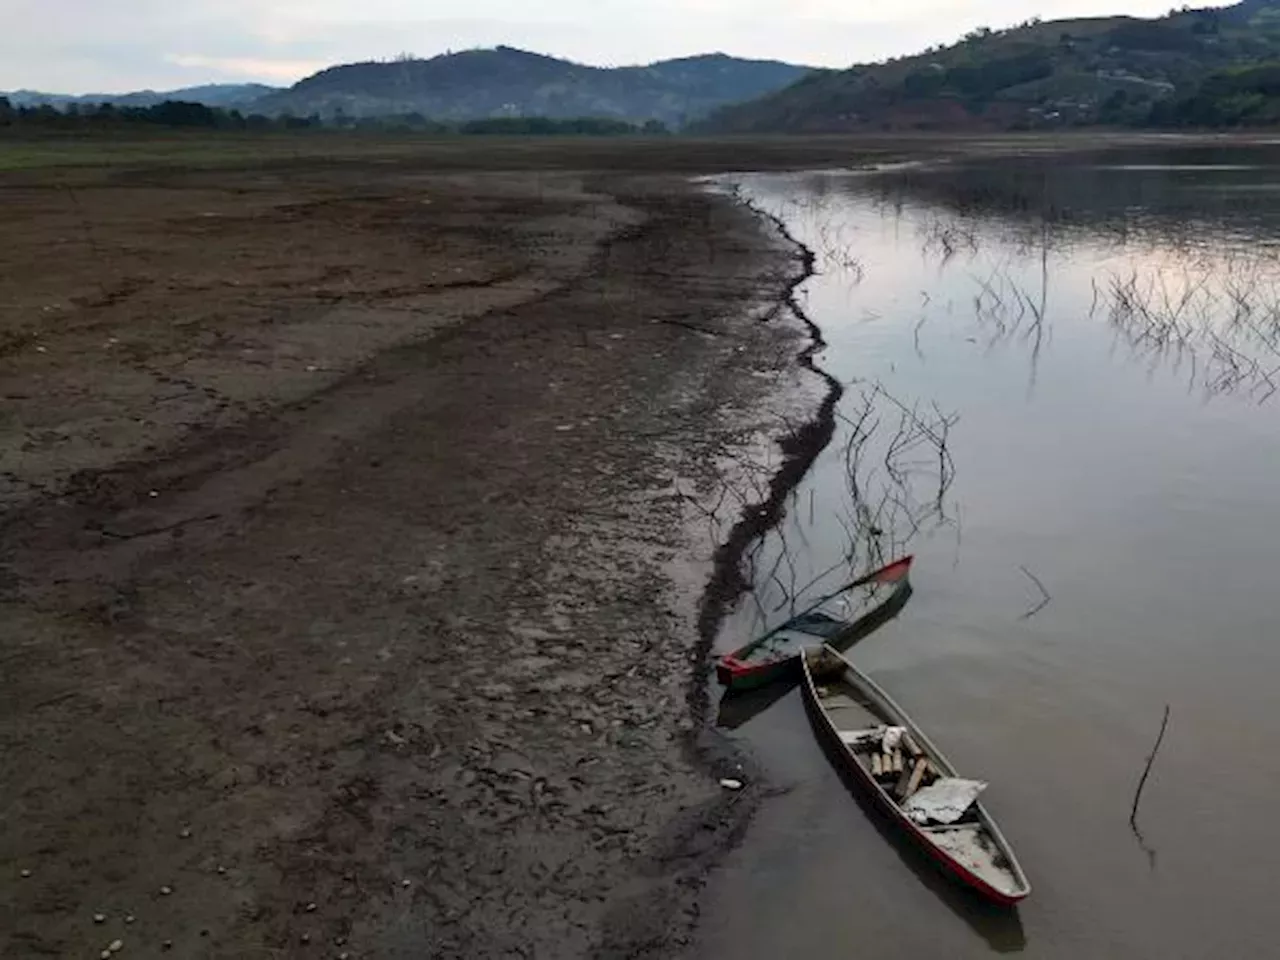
163 54 330 83
0 0 1236 93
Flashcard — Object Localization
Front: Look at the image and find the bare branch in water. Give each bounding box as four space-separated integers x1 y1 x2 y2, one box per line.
1017 565 1051 621
1130 705 1172 867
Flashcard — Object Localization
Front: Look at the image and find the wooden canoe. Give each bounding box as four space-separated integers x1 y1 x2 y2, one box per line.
801 644 1031 905
716 556 913 693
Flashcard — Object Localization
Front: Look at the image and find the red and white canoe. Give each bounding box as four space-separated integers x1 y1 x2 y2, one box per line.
716 556 914 692
801 644 1031 906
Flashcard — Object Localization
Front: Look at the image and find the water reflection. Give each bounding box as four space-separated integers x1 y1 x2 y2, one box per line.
778 154 1280 405
703 148 1280 960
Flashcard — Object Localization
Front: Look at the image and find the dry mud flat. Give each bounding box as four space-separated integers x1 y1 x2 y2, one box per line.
0 151 827 958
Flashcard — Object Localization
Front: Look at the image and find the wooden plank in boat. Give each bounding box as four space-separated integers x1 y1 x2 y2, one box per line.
822 693 869 711
902 758 930 801
894 762 914 799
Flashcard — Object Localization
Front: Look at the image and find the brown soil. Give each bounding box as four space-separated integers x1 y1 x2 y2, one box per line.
0 148 825 958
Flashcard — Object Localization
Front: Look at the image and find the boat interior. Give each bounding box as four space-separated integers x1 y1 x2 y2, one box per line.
807 648 1026 898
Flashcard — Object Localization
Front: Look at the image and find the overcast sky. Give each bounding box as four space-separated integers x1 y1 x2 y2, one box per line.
1 0 1236 93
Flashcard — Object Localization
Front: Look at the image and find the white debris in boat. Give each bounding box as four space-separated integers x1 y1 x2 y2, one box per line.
719 778 744 791
904 778 987 825
838 726 907 752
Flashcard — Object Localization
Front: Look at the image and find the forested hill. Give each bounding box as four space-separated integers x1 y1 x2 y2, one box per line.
253 48 817 127
4 84 277 111
696 1 1280 132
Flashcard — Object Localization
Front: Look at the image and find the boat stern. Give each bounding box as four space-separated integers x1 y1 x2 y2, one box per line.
716 654 791 691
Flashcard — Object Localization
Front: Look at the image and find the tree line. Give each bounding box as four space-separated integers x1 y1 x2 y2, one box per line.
0 98 669 136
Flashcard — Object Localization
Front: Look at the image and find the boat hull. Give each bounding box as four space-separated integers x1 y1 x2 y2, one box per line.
715 654 797 691
801 649 1030 906
716 557 913 693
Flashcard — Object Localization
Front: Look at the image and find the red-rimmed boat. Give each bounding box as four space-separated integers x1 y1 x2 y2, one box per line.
715 556 913 692
801 644 1031 906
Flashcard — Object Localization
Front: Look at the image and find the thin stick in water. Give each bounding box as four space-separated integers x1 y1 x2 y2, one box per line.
1018 565 1051 620
1130 705 1172 830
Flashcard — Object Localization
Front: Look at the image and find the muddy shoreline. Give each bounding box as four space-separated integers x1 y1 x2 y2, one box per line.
688 184 839 750
1 155 837 958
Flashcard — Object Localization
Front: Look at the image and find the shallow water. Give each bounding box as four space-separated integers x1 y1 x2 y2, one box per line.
703 147 1280 958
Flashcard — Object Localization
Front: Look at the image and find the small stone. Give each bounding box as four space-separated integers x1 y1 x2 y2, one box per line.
124 916 135 925
400 879 411 888
108 939 124 953
335 936 347 946
305 902 317 912
720 778 745 791
301 933 311 944
217 866 227 875
148 490 159 498
94 914 107 924
162 941 173 951
101 951 112 959
159 886 173 896
179 827 192 839
305 365 319 373
339 954 351 960
19 869 31 878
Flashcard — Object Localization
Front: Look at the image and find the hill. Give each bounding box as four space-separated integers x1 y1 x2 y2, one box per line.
4 84 278 111
696 1 1280 132
254 48 816 127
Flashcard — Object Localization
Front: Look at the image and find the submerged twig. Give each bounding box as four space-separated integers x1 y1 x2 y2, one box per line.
1130 705 1171 831
1017 565 1051 620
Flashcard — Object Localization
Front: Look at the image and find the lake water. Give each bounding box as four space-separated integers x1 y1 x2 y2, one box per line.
702 146 1280 958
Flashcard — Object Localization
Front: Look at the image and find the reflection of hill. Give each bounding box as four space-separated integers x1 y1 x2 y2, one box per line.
841 150 1280 405
856 146 1280 251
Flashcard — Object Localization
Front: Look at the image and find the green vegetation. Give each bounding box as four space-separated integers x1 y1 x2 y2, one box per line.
4 83 277 112
0 98 670 140
1153 63 1280 126
254 48 816 128
3 48 814 134
696 1 1280 133
0 98 321 133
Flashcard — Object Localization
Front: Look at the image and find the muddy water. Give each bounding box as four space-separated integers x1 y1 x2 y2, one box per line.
702 148 1280 958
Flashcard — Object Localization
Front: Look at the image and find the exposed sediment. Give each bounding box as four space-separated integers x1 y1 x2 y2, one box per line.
0 160 836 959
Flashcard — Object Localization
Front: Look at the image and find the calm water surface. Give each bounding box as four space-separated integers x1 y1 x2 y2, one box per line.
701 147 1280 959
